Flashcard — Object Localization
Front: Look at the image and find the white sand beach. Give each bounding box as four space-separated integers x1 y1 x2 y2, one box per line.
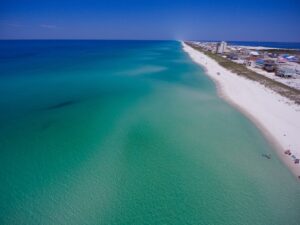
182 42 300 178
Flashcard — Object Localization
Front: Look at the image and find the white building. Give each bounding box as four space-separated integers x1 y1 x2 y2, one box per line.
217 41 227 54
276 63 300 77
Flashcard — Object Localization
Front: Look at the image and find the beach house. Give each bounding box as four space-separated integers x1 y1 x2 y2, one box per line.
275 63 299 77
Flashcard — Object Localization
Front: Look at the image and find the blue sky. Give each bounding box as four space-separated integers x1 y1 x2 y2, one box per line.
1 0 300 41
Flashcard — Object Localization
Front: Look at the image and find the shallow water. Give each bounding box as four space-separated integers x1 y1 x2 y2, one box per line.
0 40 299 225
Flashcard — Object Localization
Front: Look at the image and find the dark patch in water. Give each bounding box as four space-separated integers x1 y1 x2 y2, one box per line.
262 154 271 159
46 100 77 110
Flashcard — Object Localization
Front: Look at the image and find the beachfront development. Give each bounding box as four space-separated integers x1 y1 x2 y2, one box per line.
183 41 300 179
194 41 300 90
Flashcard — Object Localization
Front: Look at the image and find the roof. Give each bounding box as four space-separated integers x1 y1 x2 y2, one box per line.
250 51 259 56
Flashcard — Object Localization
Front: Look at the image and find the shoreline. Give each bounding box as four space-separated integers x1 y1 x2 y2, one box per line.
182 41 300 179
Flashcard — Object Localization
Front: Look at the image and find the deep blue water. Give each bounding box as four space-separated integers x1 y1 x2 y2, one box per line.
228 41 300 49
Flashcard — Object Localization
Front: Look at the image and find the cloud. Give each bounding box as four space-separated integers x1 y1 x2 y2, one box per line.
40 24 57 29
0 21 58 29
0 22 26 28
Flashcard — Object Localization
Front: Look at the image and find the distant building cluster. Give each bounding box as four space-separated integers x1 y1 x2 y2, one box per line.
194 41 300 90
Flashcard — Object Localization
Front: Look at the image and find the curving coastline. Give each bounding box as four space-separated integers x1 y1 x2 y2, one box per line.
182 41 300 179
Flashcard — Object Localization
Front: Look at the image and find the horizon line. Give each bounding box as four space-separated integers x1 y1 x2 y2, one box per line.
0 39 300 43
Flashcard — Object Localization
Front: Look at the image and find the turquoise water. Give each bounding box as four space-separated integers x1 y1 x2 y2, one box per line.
0 41 299 225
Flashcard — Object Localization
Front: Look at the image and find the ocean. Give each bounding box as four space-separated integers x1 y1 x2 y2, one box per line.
0 40 299 225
